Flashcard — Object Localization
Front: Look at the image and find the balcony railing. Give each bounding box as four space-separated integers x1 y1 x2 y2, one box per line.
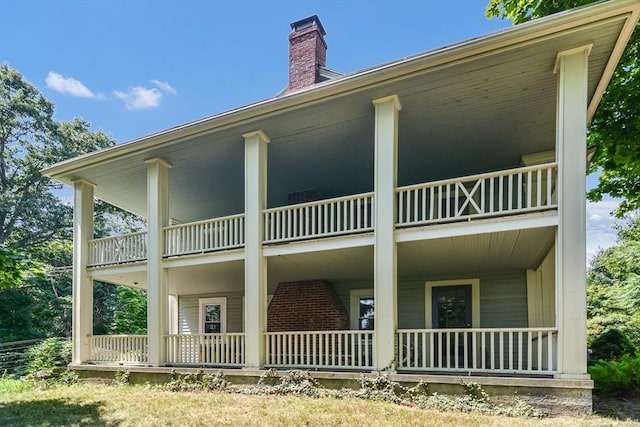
263 192 374 244
264 330 374 369
396 163 557 227
86 165 559 267
164 214 245 257
88 232 147 267
165 333 245 366
396 328 557 374
88 335 148 364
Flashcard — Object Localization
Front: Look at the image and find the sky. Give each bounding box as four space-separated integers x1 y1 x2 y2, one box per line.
1 0 622 260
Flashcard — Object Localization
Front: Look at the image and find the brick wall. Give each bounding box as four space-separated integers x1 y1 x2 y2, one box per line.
286 24 327 93
267 280 349 332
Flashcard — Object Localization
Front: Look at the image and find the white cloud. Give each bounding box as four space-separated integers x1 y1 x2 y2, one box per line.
45 71 97 98
152 79 177 95
586 198 621 262
114 86 162 110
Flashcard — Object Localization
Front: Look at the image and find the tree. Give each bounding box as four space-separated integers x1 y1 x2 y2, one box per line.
0 64 114 250
587 215 640 347
486 1 640 216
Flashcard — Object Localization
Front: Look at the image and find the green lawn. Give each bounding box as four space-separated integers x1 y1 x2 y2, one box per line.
0 381 638 427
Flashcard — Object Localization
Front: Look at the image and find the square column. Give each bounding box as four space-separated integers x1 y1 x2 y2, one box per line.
554 45 591 379
145 158 171 366
72 179 94 364
372 95 401 370
243 130 270 368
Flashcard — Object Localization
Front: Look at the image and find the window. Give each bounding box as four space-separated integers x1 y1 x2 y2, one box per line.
199 297 226 334
425 279 480 329
350 289 374 330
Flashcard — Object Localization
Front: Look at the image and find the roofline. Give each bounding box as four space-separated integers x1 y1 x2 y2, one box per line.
43 0 640 180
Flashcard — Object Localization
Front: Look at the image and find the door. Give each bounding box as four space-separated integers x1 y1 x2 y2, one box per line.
432 285 472 368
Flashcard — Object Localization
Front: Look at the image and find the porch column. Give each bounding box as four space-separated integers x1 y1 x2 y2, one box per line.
146 158 171 366
554 45 591 379
372 95 401 371
243 130 270 368
72 179 94 364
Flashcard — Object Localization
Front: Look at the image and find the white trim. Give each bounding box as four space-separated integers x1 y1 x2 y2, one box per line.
396 212 557 243
425 279 480 329
350 289 374 330
198 297 227 334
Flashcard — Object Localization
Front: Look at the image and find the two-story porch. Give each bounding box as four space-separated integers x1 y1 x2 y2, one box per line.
42 1 640 414
81 161 559 376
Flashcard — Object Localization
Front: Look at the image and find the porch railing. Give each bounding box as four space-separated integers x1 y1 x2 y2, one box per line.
89 335 148 364
165 333 245 366
396 163 558 227
164 214 245 257
397 328 557 374
263 193 374 244
265 331 374 369
88 232 147 266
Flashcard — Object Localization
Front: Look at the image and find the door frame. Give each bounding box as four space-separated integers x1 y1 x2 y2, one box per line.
425 279 480 329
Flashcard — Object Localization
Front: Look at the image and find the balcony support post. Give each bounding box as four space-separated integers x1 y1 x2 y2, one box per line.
554 45 591 379
243 130 270 368
146 158 171 366
72 179 95 364
372 94 401 371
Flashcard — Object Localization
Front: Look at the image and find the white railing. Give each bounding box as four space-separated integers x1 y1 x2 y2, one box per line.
264 193 374 243
88 232 147 266
164 214 245 257
265 331 374 369
396 163 558 227
397 328 557 374
89 335 148 363
165 334 245 366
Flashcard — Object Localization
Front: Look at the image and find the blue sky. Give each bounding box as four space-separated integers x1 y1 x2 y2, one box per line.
2 0 621 259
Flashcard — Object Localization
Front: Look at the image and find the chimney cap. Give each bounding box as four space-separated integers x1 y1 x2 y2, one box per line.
290 15 326 36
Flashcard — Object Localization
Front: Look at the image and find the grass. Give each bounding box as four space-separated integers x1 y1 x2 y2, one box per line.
0 380 639 427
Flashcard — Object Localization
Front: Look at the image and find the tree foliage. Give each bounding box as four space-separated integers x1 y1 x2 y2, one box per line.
0 64 114 249
486 1 640 216
0 64 147 341
587 214 640 348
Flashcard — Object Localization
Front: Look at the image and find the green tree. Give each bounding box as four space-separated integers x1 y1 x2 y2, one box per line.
0 64 114 249
587 215 640 348
486 0 640 216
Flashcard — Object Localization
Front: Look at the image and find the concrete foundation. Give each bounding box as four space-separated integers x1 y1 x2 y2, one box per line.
69 364 593 416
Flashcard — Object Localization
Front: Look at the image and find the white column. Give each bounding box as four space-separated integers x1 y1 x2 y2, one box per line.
145 158 171 366
243 130 270 368
372 95 401 371
554 45 591 379
72 179 94 364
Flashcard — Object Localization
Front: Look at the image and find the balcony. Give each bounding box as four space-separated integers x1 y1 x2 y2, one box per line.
87 163 557 268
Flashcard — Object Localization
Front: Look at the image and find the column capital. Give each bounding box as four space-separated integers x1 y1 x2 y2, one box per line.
71 178 96 188
242 130 271 144
144 157 172 168
372 94 402 111
553 44 592 74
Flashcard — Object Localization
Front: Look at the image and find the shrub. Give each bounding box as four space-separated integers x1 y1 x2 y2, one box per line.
589 353 640 396
589 328 637 362
21 337 71 375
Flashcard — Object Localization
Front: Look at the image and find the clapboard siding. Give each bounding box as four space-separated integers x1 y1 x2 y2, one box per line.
176 271 527 334
178 292 244 334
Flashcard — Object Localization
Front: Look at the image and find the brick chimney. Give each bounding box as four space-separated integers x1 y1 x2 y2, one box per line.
285 15 327 93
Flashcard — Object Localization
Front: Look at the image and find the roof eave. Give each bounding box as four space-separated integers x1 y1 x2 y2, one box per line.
42 0 640 182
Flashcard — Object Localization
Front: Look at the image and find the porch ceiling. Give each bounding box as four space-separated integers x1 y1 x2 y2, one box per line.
90 226 555 291
44 8 631 224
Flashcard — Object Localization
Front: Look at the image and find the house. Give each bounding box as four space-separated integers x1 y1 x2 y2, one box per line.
43 0 640 414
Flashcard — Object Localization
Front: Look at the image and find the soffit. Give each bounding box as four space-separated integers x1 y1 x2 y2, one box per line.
46 10 631 222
